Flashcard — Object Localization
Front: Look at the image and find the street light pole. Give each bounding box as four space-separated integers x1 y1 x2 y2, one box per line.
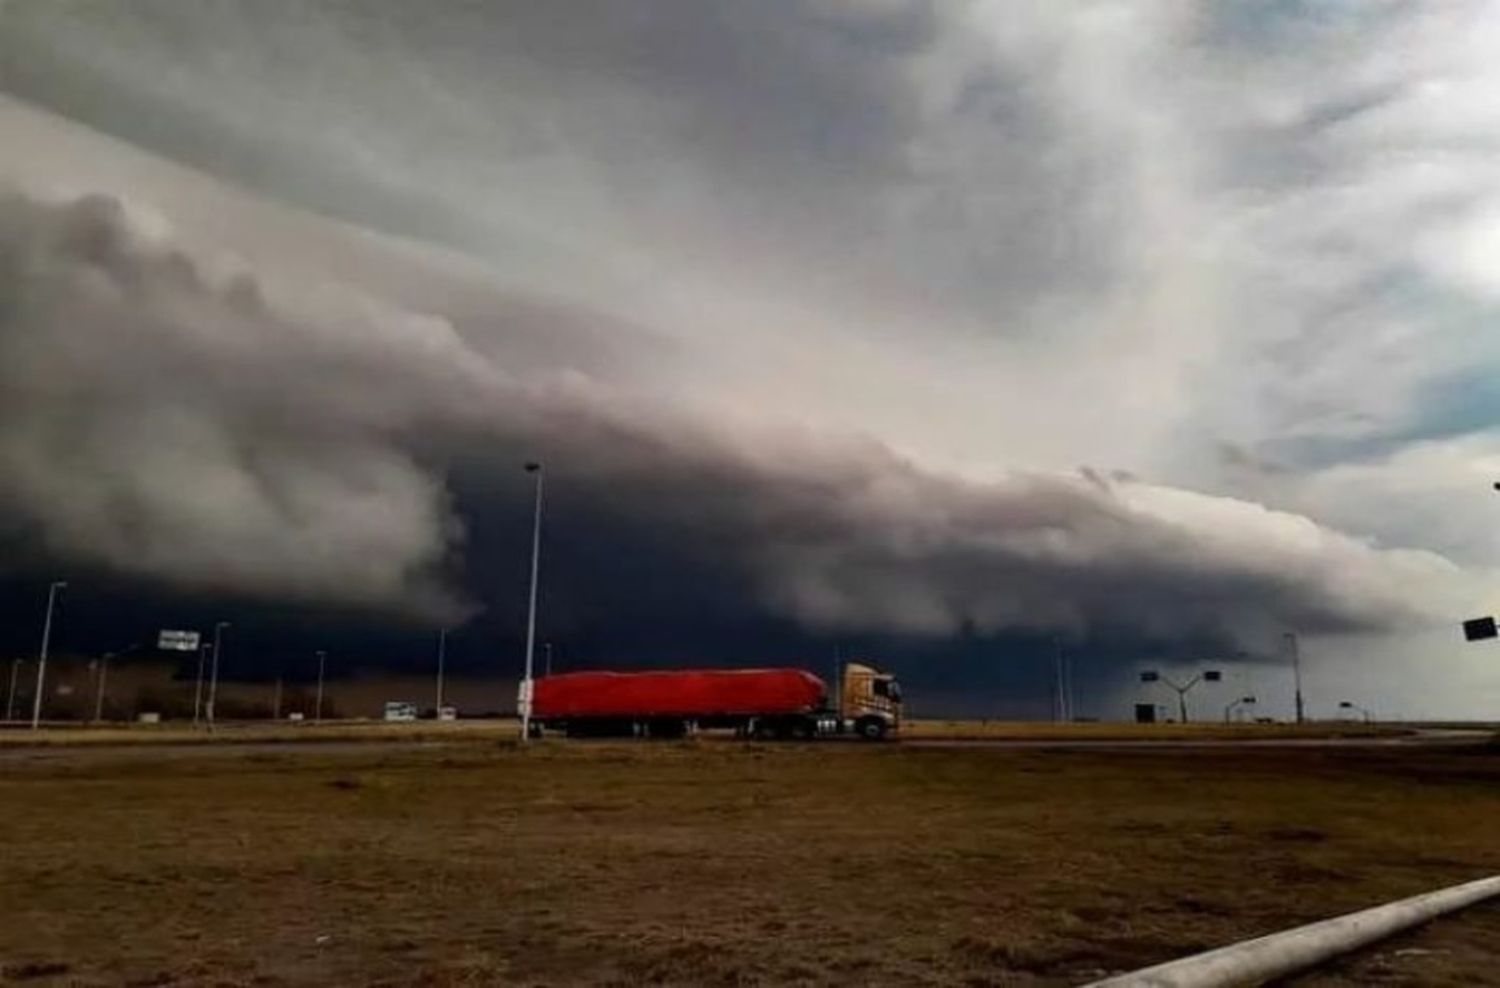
1224 695 1256 724
193 643 209 727
435 628 447 714
544 641 553 678
207 621 230 729
1285 632 1305 725
93 652 111 723
1052 636 1066 724
315 650 327 724
1339 700 1373 724
30 580 67 730
521 461 544 744
6 659 21 722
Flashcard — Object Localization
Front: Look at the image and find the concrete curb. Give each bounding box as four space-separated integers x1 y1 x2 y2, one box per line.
1084 874 1500 988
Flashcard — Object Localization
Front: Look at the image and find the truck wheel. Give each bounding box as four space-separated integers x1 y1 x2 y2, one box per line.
856 717 887 741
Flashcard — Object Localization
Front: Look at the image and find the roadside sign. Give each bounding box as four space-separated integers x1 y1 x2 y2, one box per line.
1204 670 1223 682
1462 617 1497 642
157 629 201 651
1139 671 1160 682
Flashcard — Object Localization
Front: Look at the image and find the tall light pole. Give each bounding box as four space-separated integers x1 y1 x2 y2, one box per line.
6 659 21 722
1224 695 1256 724
521 461 544 744
1052 636 1066 724
207 621 230 729
1284 632 1305 725
435 628 448 715
89 641 140 725
30 580 67 730
193 643 209 727
314 650 327 724
544 641 553 678
93 653 112 724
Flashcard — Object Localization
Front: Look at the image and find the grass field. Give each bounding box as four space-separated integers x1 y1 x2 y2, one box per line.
2 738 1499 986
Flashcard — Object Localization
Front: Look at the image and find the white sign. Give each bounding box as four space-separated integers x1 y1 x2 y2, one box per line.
157 629 201 652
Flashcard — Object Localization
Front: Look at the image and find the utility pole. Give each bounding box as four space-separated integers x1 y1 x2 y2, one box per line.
435 628 448 714
207 621 230 729
272 673 283 721
1285 632 1305 724
314 650 327 724
6 659 21 722
543 641 553 678
520 461 544 744
30 580 67 730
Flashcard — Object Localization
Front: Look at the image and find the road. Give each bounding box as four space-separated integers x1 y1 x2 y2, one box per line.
0 726 1489 766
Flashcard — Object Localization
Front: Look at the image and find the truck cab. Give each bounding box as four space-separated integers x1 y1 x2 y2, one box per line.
839 662 903 739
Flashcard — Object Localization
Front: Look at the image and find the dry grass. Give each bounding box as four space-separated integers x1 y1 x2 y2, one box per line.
2 739 1499 986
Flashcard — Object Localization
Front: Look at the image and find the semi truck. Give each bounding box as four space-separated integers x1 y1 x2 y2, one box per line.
524 661 902 740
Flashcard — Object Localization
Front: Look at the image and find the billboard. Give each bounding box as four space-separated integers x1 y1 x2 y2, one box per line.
157 629 201 652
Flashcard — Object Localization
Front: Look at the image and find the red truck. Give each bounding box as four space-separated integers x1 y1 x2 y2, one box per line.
524 661 903 740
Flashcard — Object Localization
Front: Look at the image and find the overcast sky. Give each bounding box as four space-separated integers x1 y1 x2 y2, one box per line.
2 2 1499 717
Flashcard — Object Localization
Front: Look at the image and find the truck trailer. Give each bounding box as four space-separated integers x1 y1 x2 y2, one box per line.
524 661 902 740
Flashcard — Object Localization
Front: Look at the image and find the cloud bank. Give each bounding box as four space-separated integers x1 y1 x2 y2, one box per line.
0 188 1478 643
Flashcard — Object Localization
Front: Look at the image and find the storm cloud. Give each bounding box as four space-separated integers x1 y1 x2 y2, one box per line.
0 188 1476 645
3 2 1500 716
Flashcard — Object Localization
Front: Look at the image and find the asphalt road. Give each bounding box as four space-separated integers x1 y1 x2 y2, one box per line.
0 727 1490 765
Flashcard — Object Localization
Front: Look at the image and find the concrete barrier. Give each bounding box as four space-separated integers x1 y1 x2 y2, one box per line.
1085 874 1500 988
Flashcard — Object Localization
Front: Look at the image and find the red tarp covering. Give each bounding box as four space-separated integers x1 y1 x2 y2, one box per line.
533 668 826 719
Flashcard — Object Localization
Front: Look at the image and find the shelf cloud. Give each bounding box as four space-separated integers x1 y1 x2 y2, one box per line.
0 188 1479 644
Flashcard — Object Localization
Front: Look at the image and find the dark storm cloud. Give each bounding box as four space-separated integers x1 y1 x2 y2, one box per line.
0 188 1469 645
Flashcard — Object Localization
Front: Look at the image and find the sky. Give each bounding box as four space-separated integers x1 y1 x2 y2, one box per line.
2 1 1500 718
